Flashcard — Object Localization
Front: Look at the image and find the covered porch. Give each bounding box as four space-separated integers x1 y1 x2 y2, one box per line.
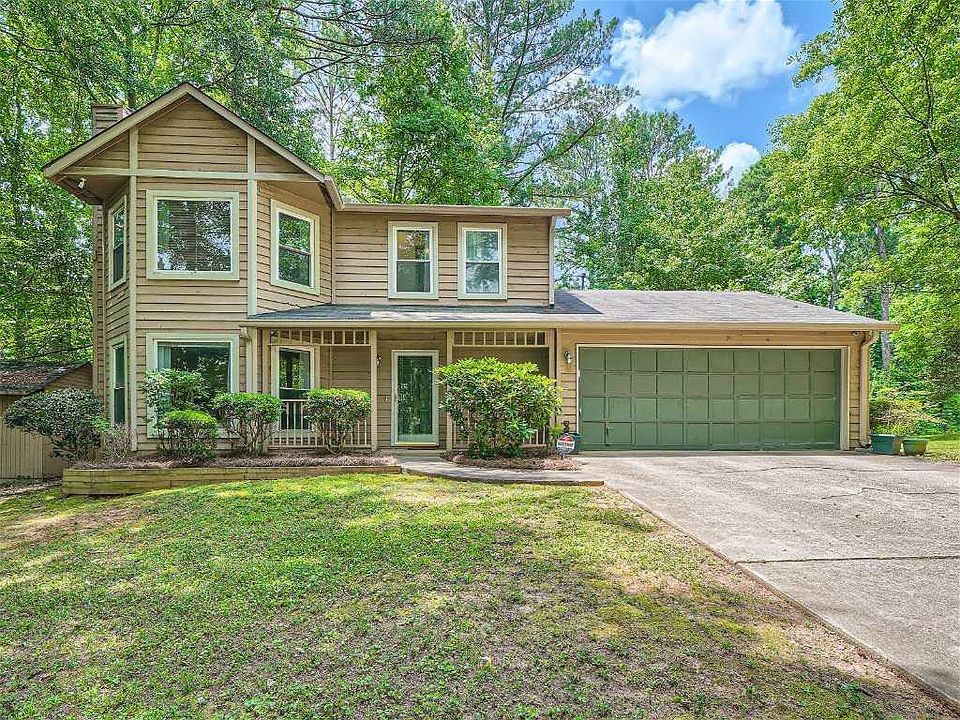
256 326 557 451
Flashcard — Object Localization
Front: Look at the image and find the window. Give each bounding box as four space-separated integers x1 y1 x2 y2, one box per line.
110 338 127 425
271 201 317 292
146 190 239 279
388 222 438 298
156 341 232 395
107 196 127 288
459 223 506 299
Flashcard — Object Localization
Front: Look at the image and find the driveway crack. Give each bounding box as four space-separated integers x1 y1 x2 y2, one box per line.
740 554 960 564
819 486 959 500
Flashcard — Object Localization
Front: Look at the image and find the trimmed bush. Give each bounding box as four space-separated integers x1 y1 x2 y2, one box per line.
211 392 281 455
437 358 560 458
303 388 371 454
161 410 219 463
3 389 104 460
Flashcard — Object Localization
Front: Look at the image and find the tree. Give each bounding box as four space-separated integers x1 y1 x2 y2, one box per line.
451 0 623 200
335 1 506 203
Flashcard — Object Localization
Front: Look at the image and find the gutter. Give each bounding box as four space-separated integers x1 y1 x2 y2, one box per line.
240 318 900 332
859 330 881 447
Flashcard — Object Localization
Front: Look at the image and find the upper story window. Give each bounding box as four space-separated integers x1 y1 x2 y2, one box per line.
459 223 506 299
107 196 127 288
388 222 438 299
271 200 317 292
146 190 240 280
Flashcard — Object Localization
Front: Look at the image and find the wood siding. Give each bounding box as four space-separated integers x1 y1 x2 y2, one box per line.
334 212 551 306
138 98 247 173
256 182 332 311
556 328 865 450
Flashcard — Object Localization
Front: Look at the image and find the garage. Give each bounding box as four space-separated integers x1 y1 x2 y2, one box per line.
577 347 842 450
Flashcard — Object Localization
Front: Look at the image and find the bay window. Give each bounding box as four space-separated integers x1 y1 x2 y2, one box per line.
147 190 240 279
271 201 317 292
107 196 127 288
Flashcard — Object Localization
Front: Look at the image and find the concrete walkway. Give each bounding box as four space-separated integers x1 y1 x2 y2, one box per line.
397 455 602 486
584 452 960 709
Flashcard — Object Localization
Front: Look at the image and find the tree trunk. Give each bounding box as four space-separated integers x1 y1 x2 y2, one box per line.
874 226 893 369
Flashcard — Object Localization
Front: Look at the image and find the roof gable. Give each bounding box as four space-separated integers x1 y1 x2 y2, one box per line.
43 83 342 207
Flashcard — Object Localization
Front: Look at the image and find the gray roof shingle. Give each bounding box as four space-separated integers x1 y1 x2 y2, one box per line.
246 290 893 329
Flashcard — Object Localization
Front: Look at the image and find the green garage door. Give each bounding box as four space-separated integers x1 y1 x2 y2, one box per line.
579 348 841 450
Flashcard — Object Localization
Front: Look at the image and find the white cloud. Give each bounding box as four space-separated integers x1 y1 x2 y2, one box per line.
611 1 797 107
718 141 761 191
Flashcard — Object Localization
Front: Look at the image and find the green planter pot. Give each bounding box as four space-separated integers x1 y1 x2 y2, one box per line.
902 437 929 456
870 434 903 455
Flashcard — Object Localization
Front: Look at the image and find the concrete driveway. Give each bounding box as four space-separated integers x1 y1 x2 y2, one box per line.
583 452 960 708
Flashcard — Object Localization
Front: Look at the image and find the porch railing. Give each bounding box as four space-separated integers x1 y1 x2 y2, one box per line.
451 416 550 450
272 399 372 450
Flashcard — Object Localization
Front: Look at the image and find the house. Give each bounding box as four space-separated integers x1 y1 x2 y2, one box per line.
0 361 93 478
43 83 894 454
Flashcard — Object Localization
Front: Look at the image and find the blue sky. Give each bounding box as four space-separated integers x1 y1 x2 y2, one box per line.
573 0 837 181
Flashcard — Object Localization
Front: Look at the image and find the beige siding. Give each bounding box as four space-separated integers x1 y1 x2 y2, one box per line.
556 328 866 450
452 346 549 375
255 143 302 174
133 176 250 449
86 136 129 168
256 182 333 311
334 212 551 306
138 98 247 172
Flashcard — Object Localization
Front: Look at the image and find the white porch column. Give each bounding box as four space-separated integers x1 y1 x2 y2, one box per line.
369 330 378 450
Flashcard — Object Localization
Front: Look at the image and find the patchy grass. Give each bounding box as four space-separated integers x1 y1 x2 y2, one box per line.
925 433 960 462
0 475 951 719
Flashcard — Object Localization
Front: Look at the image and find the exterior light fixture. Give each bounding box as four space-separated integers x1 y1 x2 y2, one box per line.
564 350 573 364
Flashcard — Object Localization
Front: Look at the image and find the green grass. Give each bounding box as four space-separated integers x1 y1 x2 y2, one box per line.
0 475 948 719
925 432 960 462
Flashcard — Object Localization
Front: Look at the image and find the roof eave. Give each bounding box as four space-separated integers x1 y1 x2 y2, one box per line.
340 203 571 218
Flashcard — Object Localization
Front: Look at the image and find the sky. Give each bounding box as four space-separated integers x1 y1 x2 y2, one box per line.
574 0 837 183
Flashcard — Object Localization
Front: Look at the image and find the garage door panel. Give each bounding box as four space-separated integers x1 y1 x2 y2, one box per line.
579 347 840 450
657 373 683 396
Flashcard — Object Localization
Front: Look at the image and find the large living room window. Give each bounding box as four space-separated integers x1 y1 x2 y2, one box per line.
388 222 438 299
147 190 239 279
271 201 317 292
107 196 127 288
459 223 506 299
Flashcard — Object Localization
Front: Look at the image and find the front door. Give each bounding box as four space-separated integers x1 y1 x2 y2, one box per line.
393 351 438 445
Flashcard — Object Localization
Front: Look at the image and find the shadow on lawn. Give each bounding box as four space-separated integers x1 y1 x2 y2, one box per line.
0 476 951 719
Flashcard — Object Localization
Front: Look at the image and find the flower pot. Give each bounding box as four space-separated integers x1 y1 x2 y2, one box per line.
901 437 929 456
870 433 903 455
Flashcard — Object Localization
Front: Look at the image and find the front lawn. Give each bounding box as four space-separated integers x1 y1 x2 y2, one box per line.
925 432 960 462
0 475 948 719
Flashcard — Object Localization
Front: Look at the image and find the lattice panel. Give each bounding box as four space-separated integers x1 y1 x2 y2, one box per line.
269 329 369 346
452 330 548 347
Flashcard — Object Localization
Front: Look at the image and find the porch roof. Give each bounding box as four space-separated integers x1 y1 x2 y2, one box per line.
245 290 896 331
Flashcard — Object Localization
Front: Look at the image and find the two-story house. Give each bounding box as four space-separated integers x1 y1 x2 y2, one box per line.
44 83 894 454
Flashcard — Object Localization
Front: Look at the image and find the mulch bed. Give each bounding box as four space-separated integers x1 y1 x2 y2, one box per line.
441 450 581 471
74 453 397 470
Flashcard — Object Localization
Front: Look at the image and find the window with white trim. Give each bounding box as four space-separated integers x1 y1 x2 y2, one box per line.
388 222 438 298
107 196 127 287
459 223 506 298
271 201 317 291
156 341 232 395
110 339 127 425
147 190 239 279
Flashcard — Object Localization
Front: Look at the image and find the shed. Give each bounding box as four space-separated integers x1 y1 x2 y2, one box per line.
0 361 93 479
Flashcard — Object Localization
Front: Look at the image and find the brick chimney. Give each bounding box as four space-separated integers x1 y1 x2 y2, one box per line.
90 104 131 135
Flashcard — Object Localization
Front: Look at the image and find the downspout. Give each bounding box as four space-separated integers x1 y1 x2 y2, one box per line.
859 331 880 447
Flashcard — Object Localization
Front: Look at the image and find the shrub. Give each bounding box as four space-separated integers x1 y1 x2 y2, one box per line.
943 394 960 431
92 418 133 462
871 388 943 437
3 389 104 460
303 388 371 453
211 392 281 455
160 410 219 463
143 369 209 419
437 358 560 458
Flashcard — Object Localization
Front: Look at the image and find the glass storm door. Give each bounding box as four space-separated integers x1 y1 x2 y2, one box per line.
278 348 311 430
393 352 437 444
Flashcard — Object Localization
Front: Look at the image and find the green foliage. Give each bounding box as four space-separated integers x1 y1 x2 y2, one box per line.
942 395 960 431
143 369 209 419
3 388 103 460
160 409 219 463
303 388 372 454
437 357 559 458
211 392 281 456
870 386 943 437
